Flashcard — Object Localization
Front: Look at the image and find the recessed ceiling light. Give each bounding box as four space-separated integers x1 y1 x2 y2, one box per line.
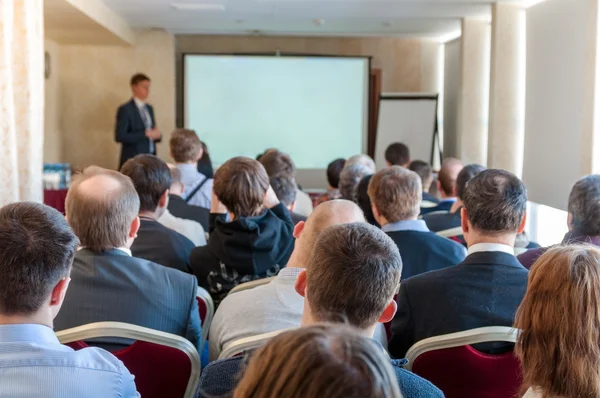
170 2 226 11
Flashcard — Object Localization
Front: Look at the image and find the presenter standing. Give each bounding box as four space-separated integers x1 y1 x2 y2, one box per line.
115 73 162 168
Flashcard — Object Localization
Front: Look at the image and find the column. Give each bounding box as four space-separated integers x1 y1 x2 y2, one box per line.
0 0 44 205
457 18 491 165
488 4 525 176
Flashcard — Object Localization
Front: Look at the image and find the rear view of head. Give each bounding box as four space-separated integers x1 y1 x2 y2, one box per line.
455 164 487 201
214 157 269 219
345 154 376 173
408 160 433 192
170 129 203 164
461 169 527 244
385 143 410 167
339 163 373 201
269 175 297 210
356 175 379 226
515 245 600 398
296 223 401 333
568 175 600 236
368 166 422 225
120 154 171 216
66 167 140 252
259 149 296 178
437 158 463 198
234 324 402 398
327 158 346 189
0 203 79 323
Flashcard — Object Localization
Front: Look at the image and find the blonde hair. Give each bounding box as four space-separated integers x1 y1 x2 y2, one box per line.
515 244 600 398
234 324 403 398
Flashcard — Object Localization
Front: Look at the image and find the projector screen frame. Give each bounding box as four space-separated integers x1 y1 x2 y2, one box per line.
181 52 372 167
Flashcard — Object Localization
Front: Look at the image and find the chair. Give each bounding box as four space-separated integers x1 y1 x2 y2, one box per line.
436 226 463 239
218 329 291 359
57 322 200 398
228 276 276 295
405 326 522 398
197 287 214 350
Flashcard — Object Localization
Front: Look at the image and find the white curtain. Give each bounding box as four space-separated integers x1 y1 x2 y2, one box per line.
0 0 44 205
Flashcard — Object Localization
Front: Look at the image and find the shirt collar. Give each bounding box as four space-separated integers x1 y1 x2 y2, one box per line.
467 242 515 256
133 97 146 108
116 247 132 256
439 198 457 204
0 324 59 344
382 219 430 233
177 163 200 175
274 267 304 284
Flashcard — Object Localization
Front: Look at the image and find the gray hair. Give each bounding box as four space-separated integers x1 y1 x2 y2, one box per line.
345 155 376 174
568 175 600 236
339 164 373 202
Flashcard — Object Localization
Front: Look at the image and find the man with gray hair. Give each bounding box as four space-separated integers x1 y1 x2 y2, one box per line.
368 166 465 280
518 174 600 268
339 163 373 202
54 166 202 352
389 169 529 359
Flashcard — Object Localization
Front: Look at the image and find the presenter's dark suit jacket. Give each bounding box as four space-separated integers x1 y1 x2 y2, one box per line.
54 248 202 352
388 251 528 359
115 99 160 168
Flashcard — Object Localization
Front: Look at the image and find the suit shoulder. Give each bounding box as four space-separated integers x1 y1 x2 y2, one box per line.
404 264 459 286
135 256 197 284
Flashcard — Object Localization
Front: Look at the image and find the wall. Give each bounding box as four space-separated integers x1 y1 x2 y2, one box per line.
175 34 440 127
58 29 175 170
443 39 461 159
44 39 62 163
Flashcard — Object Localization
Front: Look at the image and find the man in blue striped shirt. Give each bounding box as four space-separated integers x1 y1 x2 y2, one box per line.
0 202 139 398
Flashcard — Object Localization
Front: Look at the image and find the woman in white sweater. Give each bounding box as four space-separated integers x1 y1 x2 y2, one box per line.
515 244 600 398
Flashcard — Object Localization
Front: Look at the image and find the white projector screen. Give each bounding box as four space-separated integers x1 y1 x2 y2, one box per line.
184 55 369 171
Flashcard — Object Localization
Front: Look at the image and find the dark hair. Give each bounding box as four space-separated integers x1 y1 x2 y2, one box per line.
456 164 487 200
568 175 600 236
307 222 402 329
214 157 270 218
327 158 346 189
356 175 379 226
259 149 296 178
120 154 171 212
130 73 150 86
0 202 79 315
197 141 214 179
384 142 410 166
462 169 527 234
408 160 433 188
270 176 297 207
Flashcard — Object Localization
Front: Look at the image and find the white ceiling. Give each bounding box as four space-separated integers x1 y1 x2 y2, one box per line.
102 0 525 39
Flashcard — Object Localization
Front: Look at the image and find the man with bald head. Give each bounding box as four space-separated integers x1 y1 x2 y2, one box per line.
208 199 366 361
54 167 202 352
422 158 464 215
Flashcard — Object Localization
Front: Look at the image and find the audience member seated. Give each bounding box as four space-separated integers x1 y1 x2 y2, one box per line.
196 140 214 179
269 175 306 225
519 175 600 268
208 200 365 361
424 163 486 236
369 166 466 279
170 128 213 208
166 166 209 231
200 223 443 398
345 153 377 172
515 245 600 398
385 142 411 168
316 158 345 205
233 325 403 398
190 157 295 306
121 155 195 273
55 167 202 351
356 174 379 226
339 163 373 201
408 160 439 210
389 169 529 358
421 157 463 216
259 148 313 216
0 202 139 398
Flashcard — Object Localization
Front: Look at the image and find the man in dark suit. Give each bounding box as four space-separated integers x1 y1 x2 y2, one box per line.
408 160 440 211
167 166 209 231
55 166 202 352
389 169 529 359
121 155 195 273
421 158 464 216
115 73 162 168
368 166 466 280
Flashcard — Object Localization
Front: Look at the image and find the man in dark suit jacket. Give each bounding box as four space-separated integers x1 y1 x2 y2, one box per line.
121 155 195 273
420 158 463 216
369 166 466 280
408 160 440 212
56 166 202 352
389 169 529 359
167 166 209 231
115 73 162 168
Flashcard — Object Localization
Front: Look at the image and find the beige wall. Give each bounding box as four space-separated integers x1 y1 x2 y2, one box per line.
57 29 175 170
44 39 62 163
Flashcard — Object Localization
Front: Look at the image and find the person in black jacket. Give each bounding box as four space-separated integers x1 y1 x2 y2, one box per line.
190 157 295 306
167 166 209 231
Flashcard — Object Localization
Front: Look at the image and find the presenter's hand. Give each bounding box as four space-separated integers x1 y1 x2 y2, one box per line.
146 128 161 140
210 190 228 215
263 185 280 209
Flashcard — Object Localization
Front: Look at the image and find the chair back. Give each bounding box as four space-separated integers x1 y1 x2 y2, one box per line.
197 287 214 350
406 326 522 398
218 329 291 359
57 322 200 398
228 276 276 295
